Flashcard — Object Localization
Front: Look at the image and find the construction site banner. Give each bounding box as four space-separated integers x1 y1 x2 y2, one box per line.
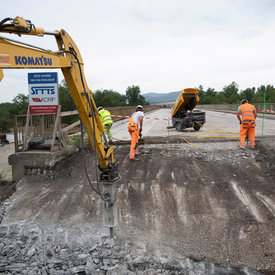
28 72 59 114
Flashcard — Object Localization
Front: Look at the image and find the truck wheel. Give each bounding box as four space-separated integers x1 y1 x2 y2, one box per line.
175 123 183 132
193 124 201 131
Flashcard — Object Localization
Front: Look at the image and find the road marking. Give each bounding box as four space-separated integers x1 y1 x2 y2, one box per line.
231 181 265 223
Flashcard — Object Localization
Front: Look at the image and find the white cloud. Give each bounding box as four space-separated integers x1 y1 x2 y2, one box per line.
1 0 275 102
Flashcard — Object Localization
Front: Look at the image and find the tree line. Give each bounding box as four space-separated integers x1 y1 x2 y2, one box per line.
0 94 29 133
197 82 275 104
59 80 149 111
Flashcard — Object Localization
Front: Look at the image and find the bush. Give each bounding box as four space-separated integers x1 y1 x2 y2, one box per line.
67 135 82 148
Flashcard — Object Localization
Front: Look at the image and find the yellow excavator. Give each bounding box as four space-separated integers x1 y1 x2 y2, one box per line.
0 16 117 180
0 17 118 234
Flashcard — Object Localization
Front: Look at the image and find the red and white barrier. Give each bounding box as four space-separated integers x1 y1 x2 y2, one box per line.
111 115 205 121
257 109 275 114
111 114 170 121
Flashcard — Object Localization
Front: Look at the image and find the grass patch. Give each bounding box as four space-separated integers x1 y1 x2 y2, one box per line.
67 135 82 148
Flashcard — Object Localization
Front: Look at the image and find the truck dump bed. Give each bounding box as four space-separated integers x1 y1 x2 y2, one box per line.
171 88 205 132
171 88 199 118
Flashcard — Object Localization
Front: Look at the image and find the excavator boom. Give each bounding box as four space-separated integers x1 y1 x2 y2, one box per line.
0 17 118 181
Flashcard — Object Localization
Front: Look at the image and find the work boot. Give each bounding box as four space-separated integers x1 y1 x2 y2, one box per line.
129 157 140 162
240 142 245 149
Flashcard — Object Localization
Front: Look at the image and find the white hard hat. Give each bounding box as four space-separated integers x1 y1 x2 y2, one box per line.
136 105 143 110
97 106 103 111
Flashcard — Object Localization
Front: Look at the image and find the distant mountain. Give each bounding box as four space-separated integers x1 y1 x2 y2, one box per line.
142 91 181 104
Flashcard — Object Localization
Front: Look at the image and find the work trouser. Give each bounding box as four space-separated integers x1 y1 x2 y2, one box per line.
240 120 255 149
128 123 139 159
101 123 113 146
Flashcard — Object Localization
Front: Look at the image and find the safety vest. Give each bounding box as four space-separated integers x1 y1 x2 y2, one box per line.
99 109 113 126
240 103 255 122
128 115 138 128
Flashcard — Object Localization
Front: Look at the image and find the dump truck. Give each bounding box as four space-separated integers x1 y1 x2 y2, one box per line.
171 88 206 132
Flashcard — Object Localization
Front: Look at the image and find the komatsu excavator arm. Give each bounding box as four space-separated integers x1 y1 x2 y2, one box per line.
0 17 118 182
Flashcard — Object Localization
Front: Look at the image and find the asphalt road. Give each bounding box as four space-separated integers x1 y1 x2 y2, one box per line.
111 108 275 141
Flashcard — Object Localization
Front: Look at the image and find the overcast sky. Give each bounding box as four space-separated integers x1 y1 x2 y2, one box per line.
0 0 275 103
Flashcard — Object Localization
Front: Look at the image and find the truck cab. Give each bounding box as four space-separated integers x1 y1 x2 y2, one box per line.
171 88 206 132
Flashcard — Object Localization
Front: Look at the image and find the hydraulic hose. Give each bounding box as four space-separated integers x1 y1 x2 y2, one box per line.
66 49 109 202
0 17 13 27
181 122 240 150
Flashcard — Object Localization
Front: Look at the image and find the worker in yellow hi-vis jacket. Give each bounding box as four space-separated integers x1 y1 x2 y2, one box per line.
98 107 113 145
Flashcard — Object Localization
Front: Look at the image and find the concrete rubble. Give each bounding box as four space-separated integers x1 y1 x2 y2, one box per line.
0 220 262 274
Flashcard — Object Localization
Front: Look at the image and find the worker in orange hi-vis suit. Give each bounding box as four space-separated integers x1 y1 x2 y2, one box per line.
237 99 257 149
128 105 144 161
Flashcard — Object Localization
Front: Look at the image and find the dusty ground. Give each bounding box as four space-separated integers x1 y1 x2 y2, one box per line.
1 136 274 274
0 109 275 274
115 140 275 273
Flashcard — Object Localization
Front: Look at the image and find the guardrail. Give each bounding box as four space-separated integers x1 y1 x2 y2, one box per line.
102 105 162 117
197 103 275 113
13 113 57 152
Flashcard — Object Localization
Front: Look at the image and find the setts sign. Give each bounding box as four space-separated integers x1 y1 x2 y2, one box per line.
28 72 58 114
